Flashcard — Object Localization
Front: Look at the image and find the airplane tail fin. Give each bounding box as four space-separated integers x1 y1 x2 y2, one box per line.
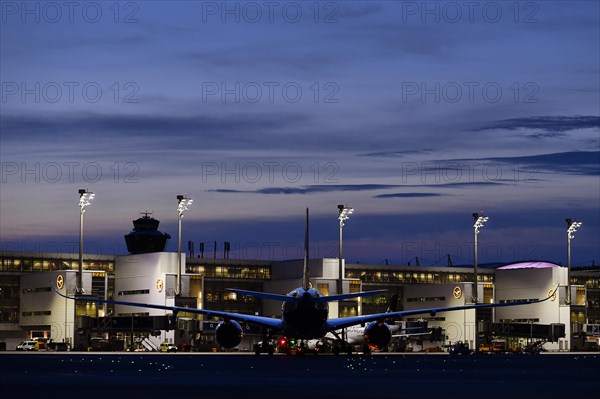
303 207 310 290
386 293 400 313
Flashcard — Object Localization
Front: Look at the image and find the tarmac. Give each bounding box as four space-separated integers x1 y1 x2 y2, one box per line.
0 352 598 398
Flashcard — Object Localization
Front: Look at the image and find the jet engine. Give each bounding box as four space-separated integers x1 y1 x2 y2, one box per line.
215 320 243 348
363 321 392 350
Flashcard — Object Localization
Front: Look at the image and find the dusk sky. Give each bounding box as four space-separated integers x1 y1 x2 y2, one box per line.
1 1 599 266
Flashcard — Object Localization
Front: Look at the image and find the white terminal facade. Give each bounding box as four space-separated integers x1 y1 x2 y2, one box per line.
1 250 598 352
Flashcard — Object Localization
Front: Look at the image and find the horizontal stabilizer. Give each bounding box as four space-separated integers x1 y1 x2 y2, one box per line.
226 288 299 303
314 289 387 303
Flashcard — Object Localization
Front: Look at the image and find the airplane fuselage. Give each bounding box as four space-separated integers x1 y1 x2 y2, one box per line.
325 323 402 345
281 288 329 339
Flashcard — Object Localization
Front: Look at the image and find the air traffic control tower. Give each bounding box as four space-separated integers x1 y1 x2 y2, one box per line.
113 212 186 349
124 212 171 254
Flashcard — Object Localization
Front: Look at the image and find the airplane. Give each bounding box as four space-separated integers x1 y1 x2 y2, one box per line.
54 208 559 355
322 323 432 354
322 294 432 354
275 317 429 355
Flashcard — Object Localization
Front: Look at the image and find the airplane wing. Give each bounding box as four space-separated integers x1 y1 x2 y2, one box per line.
226 288 298 303
313 290 388 303
392 331 431 338
325 285 559 331
53 287 284 331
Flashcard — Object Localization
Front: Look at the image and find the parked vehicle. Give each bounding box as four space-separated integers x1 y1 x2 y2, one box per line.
16 341 38 351
448 341 473 355
159 342 177 353
47 341 70 351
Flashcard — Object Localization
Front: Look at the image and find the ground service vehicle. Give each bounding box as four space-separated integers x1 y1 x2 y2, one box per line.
160 342 177 352
16 341 37 351
448 341 473 355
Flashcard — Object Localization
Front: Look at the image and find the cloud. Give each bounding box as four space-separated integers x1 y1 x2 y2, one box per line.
208 184 400 195
472 115 600 134
407 182 506 188
207 181 512 195
359 149 435 158
487 151 600 176
374 193 447 198
0 111 314 153
437 151 600 177
1 112 305 138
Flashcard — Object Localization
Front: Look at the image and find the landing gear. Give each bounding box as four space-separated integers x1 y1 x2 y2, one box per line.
254 341 274 355
332 341 353 355
254 328 274 355
362 343 372 355
331 328 353 355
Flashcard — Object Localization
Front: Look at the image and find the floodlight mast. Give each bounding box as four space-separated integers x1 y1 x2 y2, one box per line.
472 212 489 304
566 218 582 304
177 194 193 296
338 205 354 295
472 212 488 353
77 189 95 295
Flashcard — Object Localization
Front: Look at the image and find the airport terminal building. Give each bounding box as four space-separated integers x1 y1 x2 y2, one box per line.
1 247 599 352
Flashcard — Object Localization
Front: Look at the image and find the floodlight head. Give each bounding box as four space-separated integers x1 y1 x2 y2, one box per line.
78 189 95 211
177 194 193 216
338 205 354 227
567 219 582 240
473 213 488 234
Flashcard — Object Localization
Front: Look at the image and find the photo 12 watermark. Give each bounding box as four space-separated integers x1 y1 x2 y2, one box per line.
1 1 140 24
200 161 340 184
1 81 140 104
400 240 541 265
401 81 539 104
1 161 140 184
399 161 539 184
400 1 540 24
187 240 339 261
201 81 340 104
200 1 340 24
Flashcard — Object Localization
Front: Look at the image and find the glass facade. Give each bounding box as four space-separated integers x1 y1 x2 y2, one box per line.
346 269 494 285
202 280 263 314
1 255 114 273
186 263 270 280
573 272 599 323
0 275 19 323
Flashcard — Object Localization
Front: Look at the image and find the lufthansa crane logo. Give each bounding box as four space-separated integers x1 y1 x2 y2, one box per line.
156 279 164 293
453 286 462 299
56 275 64 290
